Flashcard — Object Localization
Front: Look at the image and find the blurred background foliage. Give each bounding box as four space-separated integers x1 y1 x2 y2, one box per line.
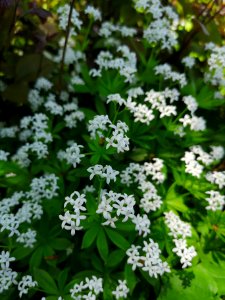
0 0 225 109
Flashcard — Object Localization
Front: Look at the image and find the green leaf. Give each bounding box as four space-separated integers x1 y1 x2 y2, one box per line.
165 183 188 212
90 154 101 164
12 246 33 260
107 249 126 268
157 264 219 300
49 238 71 251
91 253 104 272
201 260 225 295
81 224 100 249
86 194 98 215
29 247 43 269
96 228 108 262
34 269 59 295
105 228 130 250
124 263 139 293
57 268 69 292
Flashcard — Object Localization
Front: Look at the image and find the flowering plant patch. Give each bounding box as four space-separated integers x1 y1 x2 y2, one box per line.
0 0 225 299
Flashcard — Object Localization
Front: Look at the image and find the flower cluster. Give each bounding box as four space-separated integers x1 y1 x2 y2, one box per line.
87 164 119 184
112 280 129 299
57 4 82 32
181 145 224 178
126 239 170 278
121 159 164 212
205 44 225 88
154 64 187 87
205 190 225 211
96 190 135 228
70 276 103 300
205 171 225 190
1 0 225 298
136 0 179 50
0 251 17 293
90 46 137 83
164 211 197 268
57 142 84 168
88 116 129 153
0 174 58 244
18 275 37 298
59 191 87 236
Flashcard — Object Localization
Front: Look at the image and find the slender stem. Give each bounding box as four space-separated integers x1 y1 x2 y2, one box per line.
172 107 188 125
81 19 93 51
58 0 76 94
9 0 19 35
204 4 225 25
198 0 214 20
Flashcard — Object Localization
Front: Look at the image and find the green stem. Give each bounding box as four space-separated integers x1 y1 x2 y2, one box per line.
172 107 188 125
81 19 93 51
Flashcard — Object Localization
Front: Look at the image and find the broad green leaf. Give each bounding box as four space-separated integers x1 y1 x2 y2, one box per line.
12 246 33 260
107 249 126 268
165 183 188 212
91 253 104 272
96 228 108 262
81 224 100 249
124 264 139 293
49 238 71 251
157 264 219 300
105 228 130 250
34 269 59 295
86 194 98 215
29 247 43 269
57 268 69 292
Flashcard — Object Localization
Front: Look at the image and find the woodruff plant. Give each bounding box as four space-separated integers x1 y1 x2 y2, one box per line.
0 0 225 299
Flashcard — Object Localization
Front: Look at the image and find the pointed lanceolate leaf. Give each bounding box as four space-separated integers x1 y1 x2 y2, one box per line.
34 269 59 295
96 228 108 262
105 228 130 250
81 224 100 249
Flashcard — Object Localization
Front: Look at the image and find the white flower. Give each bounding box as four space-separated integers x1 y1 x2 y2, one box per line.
58 142 84 167
141 239 170 278
183 95 198 113
70 276 103 299
0 251 15 269
87 165 119 184
0 150 10 161
57 4 82 31
18 275 37 298
131 214 151 237
88 115 111 138
173 239 197 268
210 146 224 160
16 229 37 248
154 64 187 87
205 171 225 189
112 280 129 299
205 190 225 211
182 56 195 68
164 211 192 239
35 77 52 91
126 245 143 271
84 5 102 21
27 174 59 201
0 265 18 293
106 93 125 106
0 126 18 138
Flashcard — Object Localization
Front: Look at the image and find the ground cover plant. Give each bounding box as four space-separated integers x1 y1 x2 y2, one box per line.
0 0 225 299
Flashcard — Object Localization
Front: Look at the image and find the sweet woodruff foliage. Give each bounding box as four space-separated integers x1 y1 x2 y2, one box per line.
0 0 225 299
